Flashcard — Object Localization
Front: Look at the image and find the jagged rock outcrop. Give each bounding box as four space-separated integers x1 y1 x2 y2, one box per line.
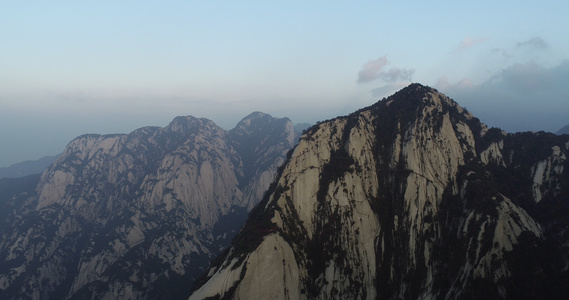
0 112 295 300
190 84 569 299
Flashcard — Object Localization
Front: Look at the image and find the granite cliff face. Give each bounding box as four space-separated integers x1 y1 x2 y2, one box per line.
0 112 295 300
190 84 569 299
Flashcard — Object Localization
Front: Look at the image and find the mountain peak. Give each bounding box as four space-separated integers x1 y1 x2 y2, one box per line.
242 111 270 120
166 115 220 134
229 112 295 196
399 82 431 92
230 112 294 147
231 112 291 134
191 85 569 299
387 82 433 102
383 83 448 106
379 82 474 121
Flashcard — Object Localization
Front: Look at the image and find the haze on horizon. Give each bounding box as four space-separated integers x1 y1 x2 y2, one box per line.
1 1 568 168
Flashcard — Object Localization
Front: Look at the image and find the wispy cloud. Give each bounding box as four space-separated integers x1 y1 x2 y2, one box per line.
491 47 512 59
357 56 414 83
382 68 415 83
516 37 548 50
435 77 473 91
452 37 485 53
357 56 388 83
435 60 569 133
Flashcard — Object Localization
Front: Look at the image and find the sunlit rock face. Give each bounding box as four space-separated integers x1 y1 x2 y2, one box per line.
0 112 295 300
190 84 569 300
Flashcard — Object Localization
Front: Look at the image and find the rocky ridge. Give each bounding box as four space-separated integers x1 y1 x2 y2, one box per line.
0 155 59 180
0 112 295 300
190 84 569 299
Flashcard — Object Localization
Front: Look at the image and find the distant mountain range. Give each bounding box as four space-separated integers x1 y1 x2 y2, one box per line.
557 124 569 135
0 112 298 299
0 155 59 179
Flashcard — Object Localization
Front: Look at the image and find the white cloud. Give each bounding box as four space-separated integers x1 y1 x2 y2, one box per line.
382 68 415 83
357 56 414 83
357 56 388 83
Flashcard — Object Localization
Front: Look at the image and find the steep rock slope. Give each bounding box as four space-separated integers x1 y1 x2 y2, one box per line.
190 84 569 299
0 112 295 300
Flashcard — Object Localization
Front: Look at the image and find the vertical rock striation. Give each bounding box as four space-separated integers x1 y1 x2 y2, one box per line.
190 84 569 299
0 112 295 299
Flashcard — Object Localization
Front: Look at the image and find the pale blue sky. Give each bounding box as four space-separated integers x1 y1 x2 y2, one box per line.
1 1 568 167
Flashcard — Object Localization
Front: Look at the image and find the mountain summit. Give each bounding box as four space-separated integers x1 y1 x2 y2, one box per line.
190 84 569 299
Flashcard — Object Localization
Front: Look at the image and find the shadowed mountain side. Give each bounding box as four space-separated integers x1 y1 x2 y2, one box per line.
190 84 569 300
0 174 42 236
